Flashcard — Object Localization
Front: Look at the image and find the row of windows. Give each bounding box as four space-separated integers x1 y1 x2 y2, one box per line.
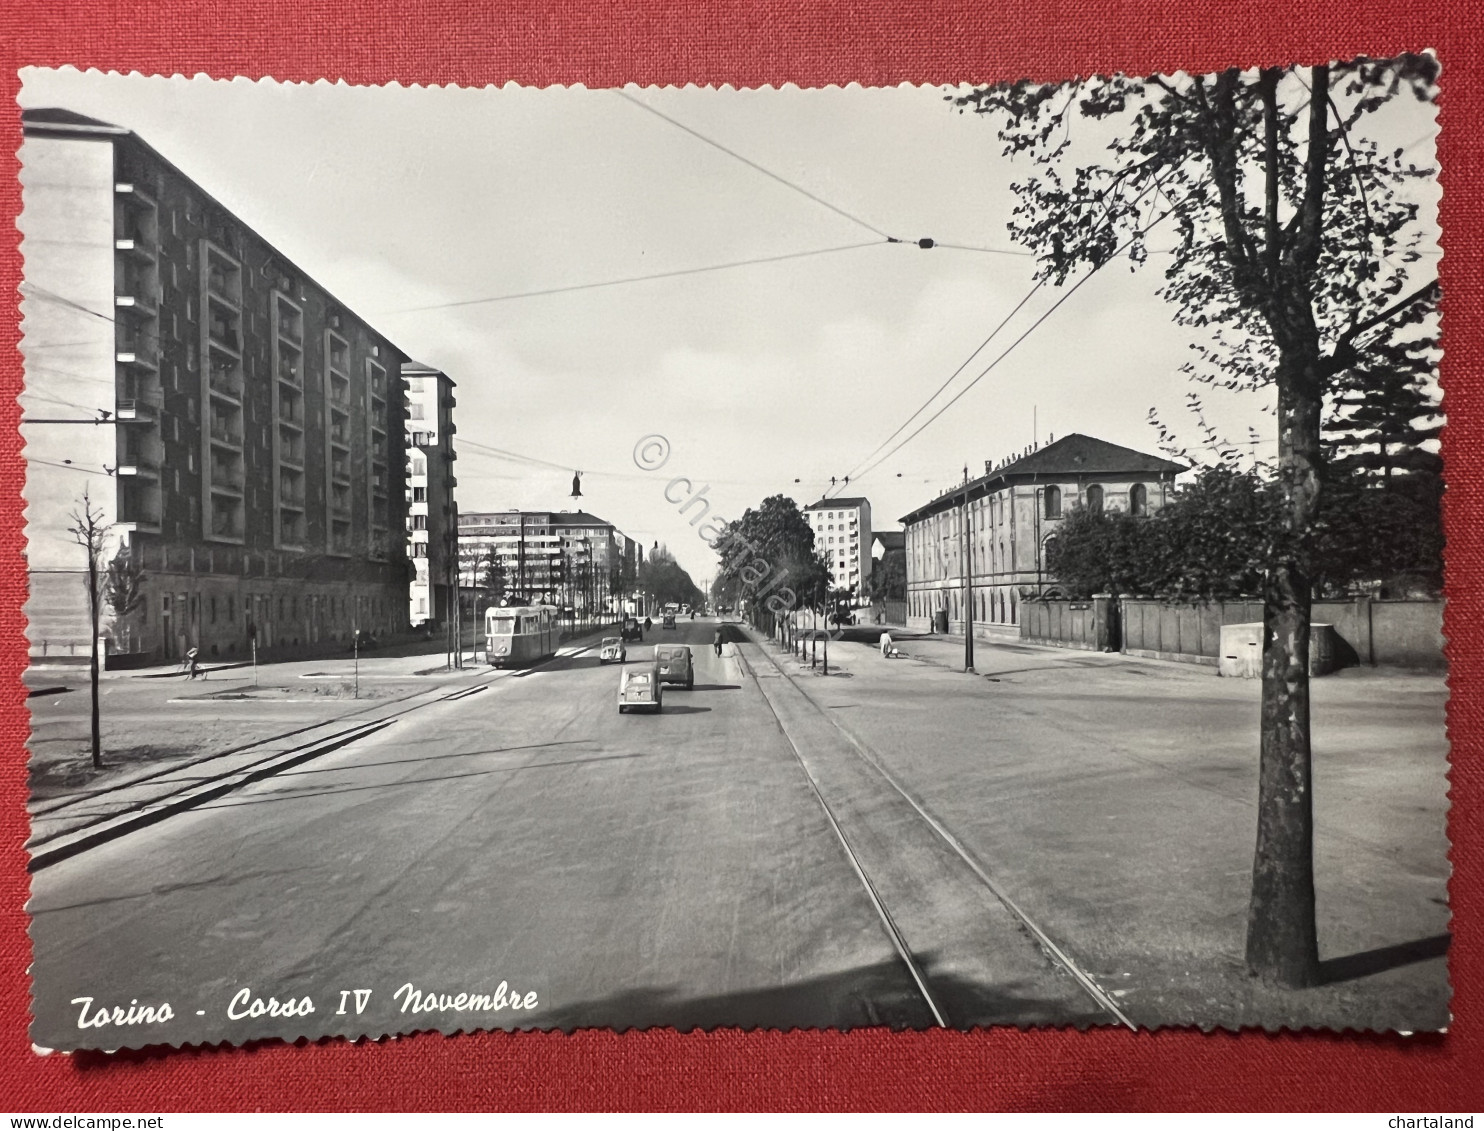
1041 482 1148 519
907 588 1019 624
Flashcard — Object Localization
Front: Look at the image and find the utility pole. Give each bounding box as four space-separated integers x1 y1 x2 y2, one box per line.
961 467 976 675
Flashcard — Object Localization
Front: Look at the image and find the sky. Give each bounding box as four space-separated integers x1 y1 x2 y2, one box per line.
17 69 1440 584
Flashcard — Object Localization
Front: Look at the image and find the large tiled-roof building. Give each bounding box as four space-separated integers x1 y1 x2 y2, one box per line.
900 434 1185 635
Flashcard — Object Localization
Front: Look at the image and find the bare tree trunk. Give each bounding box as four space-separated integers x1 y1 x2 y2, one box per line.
1246 343 1323 988
88 549 101 770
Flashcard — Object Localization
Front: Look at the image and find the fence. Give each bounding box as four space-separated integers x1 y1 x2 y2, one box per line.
1022 594 1444 671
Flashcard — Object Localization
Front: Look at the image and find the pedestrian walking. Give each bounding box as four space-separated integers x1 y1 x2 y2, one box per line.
186 646 200 680
879 631 893 659
644 616 652 636
713 628 724 657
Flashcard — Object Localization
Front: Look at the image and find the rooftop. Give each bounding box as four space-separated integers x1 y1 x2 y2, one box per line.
900 433 1187 525
805 496 870 511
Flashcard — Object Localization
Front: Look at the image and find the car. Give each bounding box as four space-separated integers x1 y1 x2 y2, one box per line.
662 612 677 630
598 637 627 664
654 644 694 690
621 616 643 642
618 665 662 713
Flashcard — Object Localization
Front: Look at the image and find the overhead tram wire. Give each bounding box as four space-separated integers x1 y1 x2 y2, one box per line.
829 279 1047 490
826 173 1187 496
614 90 894 241
385 242 886 315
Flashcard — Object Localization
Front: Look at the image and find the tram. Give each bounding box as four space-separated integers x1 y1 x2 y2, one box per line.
485 604 559 667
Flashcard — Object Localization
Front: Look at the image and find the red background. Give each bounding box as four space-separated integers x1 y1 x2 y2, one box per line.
0 0 1478 1112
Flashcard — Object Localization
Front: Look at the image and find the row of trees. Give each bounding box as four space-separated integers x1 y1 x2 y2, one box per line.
638 544 706 610
1047 459 1442 601
710 495 832 621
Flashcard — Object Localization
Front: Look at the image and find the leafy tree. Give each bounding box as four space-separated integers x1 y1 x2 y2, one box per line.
866 549 907 602
956 56 1440 986
712 495 830 622
104 544 147 654
638 544 705 609
1325 333 1441 482
477 546 507 599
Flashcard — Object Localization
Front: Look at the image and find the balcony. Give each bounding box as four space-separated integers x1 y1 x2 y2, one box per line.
210 478 245 499
276 314 302 344
207 267 240 304
114 292 157 318
114 181 156 206
115 398 160 424
118 485 161 532
116 343 158 370
279 489 306 511
117 455 160 478
277 353 303 389
279 399 305 427
114 236 156 261
207 319 241 353
209 418 243 448
208 366 242 402
211 513 245 541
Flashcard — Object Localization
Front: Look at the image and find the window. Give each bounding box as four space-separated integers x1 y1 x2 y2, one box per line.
1087 484 1104 514
1044 485 1061 519
1129 483 1148 516
413 486 427 503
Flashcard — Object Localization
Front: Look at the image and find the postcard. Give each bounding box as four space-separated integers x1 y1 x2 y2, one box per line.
18 60 1447 1048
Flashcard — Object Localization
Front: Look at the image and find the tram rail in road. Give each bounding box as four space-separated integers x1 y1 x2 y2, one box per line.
735 627 1138 1031
26 634 608 871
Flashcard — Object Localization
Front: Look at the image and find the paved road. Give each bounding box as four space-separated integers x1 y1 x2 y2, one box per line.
31 619 1025 1047
28 618 1448 1047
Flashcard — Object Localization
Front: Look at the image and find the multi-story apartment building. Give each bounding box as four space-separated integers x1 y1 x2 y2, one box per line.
900 433 1185 635
802 497 873 600
402 361 458 627
458 510 632 614
20 107 413 664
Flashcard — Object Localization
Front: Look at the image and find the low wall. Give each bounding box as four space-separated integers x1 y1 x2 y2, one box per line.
1021 595 1444 670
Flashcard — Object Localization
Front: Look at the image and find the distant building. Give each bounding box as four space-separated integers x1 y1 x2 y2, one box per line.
402 362 458 626
458 509 635 614
19 108 412 665
900 434 1185 635
802 497 873 599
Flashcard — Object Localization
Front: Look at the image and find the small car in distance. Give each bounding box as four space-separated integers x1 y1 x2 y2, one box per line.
621 616 643 642
618 665 662 713
662 612 677 630
654 644 694 690
599 637 627 664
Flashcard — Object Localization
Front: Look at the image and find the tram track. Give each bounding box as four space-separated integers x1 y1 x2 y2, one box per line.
735 630 1137 1031
27 637 603 866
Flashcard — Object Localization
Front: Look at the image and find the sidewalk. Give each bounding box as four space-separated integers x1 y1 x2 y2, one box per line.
737 619 1451 1031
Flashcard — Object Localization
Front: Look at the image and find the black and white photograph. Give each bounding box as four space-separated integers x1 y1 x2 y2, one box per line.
18 60 1448 1048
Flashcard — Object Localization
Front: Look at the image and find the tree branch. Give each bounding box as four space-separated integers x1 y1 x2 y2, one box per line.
1291 64 1331 271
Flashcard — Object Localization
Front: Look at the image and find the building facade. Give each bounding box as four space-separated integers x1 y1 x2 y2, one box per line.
802 496 873 600
20 108 413 664
900 434 1185 636
458 510 633 615
403 362 458 627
